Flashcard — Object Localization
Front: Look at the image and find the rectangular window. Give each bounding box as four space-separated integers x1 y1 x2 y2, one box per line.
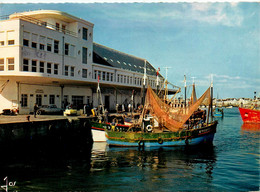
39 36 45 50
83 27 88 40
21 94 28 107
49 95 55 105
98 71 101 79
47 63 51 74
65 43 69 55
106 72 110 81
23 59 29 71
47 43 52 52
40 44 45 50
0 58 4 71
82 47 88 64
7 58 14 71
121 75 123 83
8 40 15 45
54 64 58 75
54 40 59 54
94 70 97 79
110 73 113 81
127 76 129 84
36 94 42 106
40 61 44 73
102 71 105 81
31 60 37 72
47 38 52 52
23 39 29 46
56 23 60 31
82 69 87 78
72 96 84 107
117 74 120 82
65 66 69 76
0 41 4 46
71 66 74 77
31 42 37 48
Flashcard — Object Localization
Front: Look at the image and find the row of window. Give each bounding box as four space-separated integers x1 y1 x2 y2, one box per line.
23 59 59 74
0 58 15 71
21 94 90 108
22 58 88 78
21 94 58 107
23 30 89 62
93 70 159 87
0 40 15 46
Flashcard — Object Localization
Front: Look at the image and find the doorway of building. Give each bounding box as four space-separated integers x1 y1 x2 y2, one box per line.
105 95 110 111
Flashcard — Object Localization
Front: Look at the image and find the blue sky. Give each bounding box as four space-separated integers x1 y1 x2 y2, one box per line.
0 2 259 99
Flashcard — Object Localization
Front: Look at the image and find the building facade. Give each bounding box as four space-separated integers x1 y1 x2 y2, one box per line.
0 10 165 114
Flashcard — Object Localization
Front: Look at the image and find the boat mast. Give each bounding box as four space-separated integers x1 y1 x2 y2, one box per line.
156 68 160 95
97 75 105 114
184 75 187 113
210 75 214 119
207 74 213 124
142 60 147 106
163 67 171 103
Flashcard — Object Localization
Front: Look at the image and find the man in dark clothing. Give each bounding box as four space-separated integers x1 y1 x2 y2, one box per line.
34 103 38 118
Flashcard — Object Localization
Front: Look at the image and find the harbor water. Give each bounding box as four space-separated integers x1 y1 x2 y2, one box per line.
0 108 259 191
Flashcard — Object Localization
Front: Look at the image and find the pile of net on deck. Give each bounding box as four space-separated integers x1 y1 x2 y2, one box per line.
143 86 211 132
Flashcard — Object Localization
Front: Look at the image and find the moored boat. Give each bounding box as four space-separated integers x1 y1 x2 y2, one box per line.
105 121 217 147
214 108 224 118
239 107 260 124
105 78 217 148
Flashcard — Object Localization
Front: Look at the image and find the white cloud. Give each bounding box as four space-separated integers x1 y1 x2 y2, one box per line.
189 3 244 27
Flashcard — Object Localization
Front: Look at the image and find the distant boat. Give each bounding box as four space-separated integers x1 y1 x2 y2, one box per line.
214 108 224 118
226 106 233 109
239 107 260 124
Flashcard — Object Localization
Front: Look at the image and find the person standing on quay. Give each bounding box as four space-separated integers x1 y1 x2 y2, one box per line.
34 103 38 118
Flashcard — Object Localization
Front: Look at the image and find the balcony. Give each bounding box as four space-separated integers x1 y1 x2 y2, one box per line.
0 14 77 37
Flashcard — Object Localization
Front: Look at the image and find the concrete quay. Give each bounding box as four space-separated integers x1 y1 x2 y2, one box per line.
0 114 94 151
0 114 77 124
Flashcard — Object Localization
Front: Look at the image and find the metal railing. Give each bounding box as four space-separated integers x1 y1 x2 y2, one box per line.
1 13 77 37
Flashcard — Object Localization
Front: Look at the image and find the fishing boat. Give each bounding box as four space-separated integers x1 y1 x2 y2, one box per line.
239 107 260 124
105 77 218 148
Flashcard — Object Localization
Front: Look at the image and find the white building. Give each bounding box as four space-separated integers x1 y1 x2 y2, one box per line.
0 10 167 114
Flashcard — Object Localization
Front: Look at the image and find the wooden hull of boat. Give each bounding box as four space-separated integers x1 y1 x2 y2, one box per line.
105 122 217 147
239 107 260 124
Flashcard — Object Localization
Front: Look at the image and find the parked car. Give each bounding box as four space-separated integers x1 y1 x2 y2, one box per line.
36 105 63 115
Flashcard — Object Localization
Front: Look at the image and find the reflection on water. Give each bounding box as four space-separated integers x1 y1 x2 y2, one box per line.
0 108 259 191
241 123 260 132
90 143 217 189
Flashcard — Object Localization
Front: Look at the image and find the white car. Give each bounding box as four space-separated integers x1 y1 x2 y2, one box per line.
37 105 63 115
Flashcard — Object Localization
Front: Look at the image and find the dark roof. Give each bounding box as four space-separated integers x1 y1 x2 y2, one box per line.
93 43 161 77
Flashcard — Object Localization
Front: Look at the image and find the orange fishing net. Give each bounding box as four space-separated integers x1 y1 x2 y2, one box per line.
144 86 211 132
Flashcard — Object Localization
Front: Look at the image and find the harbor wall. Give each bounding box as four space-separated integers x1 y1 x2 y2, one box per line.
0 117 93 152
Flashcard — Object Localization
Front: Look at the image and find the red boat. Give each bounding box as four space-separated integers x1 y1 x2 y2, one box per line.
239 107 260 124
